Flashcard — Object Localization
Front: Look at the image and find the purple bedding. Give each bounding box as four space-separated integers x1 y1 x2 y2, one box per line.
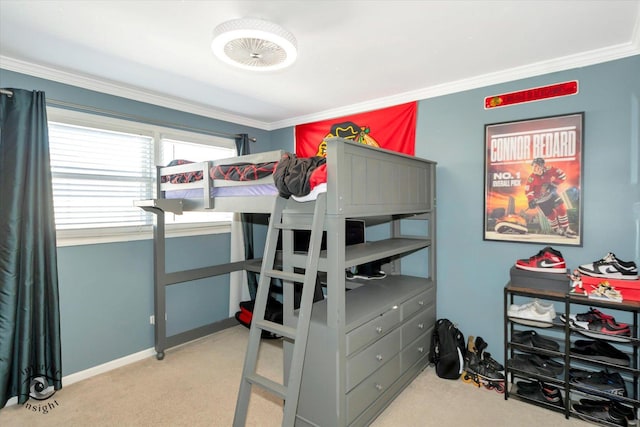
164 183 278 199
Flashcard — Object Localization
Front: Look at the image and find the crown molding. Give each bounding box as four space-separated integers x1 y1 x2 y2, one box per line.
0 56 271 130
272 40 640 130
3 35 639 132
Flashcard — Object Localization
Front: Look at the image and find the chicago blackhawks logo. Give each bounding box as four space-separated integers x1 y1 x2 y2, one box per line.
315 121 380 157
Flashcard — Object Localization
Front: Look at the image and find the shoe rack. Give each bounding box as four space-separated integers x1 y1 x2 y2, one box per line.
504 283 640 426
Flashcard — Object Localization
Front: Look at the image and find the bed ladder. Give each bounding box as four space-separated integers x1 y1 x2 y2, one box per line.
233 194 326 427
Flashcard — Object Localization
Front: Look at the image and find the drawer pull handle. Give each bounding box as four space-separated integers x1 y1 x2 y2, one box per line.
418 346 424 353
375 383 384 391
418 323 424 329
376 354 383 361
376 326 383 334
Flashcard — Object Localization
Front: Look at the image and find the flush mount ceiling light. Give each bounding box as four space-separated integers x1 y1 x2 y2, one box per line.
211 18 298 71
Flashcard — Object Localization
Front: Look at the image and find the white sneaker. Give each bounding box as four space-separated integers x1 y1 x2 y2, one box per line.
508 300 556 327
508 299 556 316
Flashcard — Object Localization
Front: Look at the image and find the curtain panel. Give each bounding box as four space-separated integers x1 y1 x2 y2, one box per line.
0 88 62 407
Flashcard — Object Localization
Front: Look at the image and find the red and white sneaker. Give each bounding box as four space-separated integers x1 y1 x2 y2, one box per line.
515 247 566 274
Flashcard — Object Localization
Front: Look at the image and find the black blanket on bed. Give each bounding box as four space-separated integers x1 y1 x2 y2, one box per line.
273 153 326 198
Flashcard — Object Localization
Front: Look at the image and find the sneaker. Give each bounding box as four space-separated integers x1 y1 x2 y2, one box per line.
572 307 617 323
573 403 627 426
515 380 564 407
347 270 386 280
511 329 560 351
540 382 564 406
515 246 566 273
569 368 627 397
578 252 638 280
560 308 629 329
507 301 556 327
578 399 637 425
569 318 631 342
570 340 630 366
513 353 564 376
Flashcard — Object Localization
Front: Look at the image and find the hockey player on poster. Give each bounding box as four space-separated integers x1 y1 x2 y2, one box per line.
525 158 577 237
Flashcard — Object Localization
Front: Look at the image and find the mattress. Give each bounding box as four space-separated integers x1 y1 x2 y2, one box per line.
164 183 279 199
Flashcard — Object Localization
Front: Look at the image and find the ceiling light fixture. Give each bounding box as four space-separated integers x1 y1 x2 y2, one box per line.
211 18 298 71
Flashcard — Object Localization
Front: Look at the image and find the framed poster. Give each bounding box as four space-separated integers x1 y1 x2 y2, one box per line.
483 112 584 246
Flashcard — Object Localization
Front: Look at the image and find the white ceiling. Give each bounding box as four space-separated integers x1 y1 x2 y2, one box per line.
1 1 639 130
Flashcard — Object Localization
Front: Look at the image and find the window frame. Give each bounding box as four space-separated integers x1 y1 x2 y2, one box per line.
47 107 237 247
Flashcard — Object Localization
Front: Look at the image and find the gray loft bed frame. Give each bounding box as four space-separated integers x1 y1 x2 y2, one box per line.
135 149 283 360
136 137 436 376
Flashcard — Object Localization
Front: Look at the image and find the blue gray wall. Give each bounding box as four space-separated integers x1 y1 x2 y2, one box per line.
1 54 639 375
418 55 640 350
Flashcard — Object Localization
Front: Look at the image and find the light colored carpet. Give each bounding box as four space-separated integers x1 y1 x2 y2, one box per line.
0 325 587 426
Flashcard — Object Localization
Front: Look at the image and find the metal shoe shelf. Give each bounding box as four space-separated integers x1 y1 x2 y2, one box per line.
504 283 640 426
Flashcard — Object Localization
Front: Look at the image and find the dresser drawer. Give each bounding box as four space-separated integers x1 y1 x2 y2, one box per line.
346 328 401 391
401 286 435 320
347 354 401 424
401 330 431 372
401 306 435 347
346 305 401 356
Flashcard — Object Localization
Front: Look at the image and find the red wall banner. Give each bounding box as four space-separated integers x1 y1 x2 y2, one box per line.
295 102 417 158
484 81 578 109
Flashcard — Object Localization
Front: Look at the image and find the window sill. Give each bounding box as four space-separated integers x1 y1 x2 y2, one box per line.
56 222 231 247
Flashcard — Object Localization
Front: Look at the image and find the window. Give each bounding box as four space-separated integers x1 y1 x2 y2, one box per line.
47 108 237 246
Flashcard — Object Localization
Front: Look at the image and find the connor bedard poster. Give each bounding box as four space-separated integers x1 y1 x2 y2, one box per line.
483 113 584 246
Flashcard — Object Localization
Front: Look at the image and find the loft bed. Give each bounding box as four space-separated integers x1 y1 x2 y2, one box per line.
235 138 437 426
135 149 284 360
137 138 437 425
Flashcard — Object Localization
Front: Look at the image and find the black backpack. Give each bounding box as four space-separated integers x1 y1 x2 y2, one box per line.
429 318 466 380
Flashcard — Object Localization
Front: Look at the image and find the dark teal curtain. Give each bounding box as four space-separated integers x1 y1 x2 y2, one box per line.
0 89 62 407
235 134 259 299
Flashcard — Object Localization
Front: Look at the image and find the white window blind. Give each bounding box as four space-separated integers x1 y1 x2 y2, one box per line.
49 122 155 229
46 107 241 245
160 137 236 224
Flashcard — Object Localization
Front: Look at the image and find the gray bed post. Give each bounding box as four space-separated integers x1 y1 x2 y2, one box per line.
154 209 167 360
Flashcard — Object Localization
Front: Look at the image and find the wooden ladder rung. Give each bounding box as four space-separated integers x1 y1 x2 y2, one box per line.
254 319 297 340
245 373 287 399
265 270 305 283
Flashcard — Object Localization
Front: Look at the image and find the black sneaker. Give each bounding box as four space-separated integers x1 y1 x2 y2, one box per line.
516 380 541 396
569 368 627 398
578 252 638 280
509 355 560 378
580 399 637 425
513 353 564 376
573 402 628 426
571 340 630 366
512 329 560 351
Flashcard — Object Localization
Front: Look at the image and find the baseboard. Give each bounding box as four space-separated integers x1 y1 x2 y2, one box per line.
2 347 156 408
62 347 157 387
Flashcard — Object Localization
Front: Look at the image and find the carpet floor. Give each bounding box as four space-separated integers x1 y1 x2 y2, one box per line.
0 325 588 426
